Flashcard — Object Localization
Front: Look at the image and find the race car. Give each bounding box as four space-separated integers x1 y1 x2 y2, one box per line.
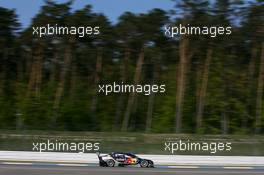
97 152 154 168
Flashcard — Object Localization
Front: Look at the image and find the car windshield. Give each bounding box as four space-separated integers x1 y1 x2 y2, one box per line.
126 153 137 158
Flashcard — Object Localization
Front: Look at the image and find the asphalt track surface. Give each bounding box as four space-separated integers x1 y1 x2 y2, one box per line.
0 164 264 175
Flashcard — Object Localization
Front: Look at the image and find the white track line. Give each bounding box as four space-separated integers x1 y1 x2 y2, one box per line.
168 166 199 169
56 163 89 167
2 162 33 165
223 167 254 170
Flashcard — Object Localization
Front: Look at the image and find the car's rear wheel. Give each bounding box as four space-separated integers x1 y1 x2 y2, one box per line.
148 162 154 168
140 159 149 168
106 159 115 167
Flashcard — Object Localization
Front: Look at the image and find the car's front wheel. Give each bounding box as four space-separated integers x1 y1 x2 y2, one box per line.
106 159 115 167
140 159 149 168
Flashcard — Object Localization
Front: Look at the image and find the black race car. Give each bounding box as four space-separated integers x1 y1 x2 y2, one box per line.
97 152 154 168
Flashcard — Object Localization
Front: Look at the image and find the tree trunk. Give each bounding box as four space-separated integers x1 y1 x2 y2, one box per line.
255 42 264 134
145 55 161 133
0 48 8 96
175 37 188 133
27 42 43 98
25 49 32 81
248 47 257 79
195 64 202 129
243 47 257 130
122 47 145 132
145 84 155 133
113 48 130 131
196 48 212 132
35 46 43 97
49 46 59 84
15 50 25 130
221 111 229 135
52 38 74 127
69 60 77 99
90 48 103 122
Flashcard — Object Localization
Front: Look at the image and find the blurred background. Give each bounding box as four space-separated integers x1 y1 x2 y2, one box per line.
0 0 263 155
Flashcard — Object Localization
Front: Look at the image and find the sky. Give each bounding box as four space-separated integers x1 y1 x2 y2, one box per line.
0 0 175 28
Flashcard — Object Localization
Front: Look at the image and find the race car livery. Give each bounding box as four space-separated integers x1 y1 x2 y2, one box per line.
97 152 154 168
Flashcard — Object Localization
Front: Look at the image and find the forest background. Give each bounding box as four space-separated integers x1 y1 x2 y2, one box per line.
0 0 263 136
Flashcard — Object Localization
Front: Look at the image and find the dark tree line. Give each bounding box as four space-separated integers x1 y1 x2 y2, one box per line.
0 0 263 134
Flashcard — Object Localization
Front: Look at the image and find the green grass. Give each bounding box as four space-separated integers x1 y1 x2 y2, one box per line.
0 130 263 156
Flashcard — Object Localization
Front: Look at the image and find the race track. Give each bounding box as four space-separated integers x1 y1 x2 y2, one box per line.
0 164 264 175
1 152 264 175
